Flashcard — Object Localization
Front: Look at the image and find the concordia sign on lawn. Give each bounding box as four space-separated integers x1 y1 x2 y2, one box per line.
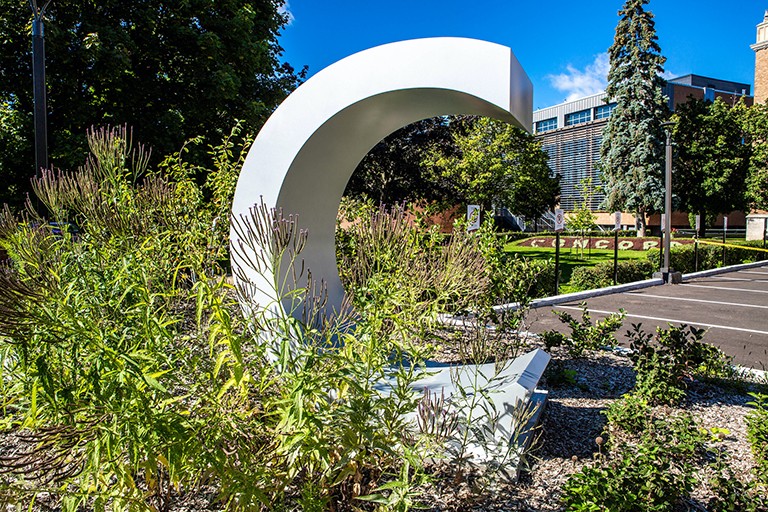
518 237 691 251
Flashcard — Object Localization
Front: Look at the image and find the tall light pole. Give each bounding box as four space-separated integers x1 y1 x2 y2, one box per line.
30 0 52 178
662 122 672 274
659 121 680 284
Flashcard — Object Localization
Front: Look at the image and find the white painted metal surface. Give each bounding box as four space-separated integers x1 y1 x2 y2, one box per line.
230 37 533 316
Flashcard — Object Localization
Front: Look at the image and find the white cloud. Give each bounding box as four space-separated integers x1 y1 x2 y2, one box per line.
547 53 610 102
278 1 294 26
661 69 680 81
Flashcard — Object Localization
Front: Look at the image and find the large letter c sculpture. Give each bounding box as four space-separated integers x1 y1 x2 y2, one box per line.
231 37 533 317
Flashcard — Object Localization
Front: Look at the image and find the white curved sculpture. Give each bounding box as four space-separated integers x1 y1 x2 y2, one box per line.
229 37 548 477
231 37 532 315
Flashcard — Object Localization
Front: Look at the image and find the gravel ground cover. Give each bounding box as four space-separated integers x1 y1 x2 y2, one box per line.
419 334 766 512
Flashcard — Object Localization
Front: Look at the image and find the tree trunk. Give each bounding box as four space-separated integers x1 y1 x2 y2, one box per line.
697 209 706 238
636 210 647 238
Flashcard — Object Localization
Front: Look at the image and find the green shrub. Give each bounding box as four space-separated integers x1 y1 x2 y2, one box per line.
602 393 652 433
746 392 768 485
569 259 655 291
0 126 237 509
541 303 625 357
565 387 708 512
0 127 468 510
627 324 733 405
337 210 556 314
646 241 764 274
337 203 489 334
562 412 704 512
707 464 768 512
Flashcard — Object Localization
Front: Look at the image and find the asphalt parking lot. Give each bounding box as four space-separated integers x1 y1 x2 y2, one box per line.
526 262 768 369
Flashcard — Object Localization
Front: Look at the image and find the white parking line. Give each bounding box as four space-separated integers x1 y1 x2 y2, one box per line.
623 292 768 310
557 306 768 335
714 276 768 282
737 270 768 276
683 284 768 294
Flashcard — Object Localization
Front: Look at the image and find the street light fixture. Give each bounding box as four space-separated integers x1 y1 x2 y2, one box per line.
30 0 52 178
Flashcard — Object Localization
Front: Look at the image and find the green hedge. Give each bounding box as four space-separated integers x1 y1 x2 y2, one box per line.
645 240 766 274
504 256 557 300
570 260 656 291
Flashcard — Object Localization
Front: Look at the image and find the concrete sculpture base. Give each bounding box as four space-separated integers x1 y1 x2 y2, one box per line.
377 348 550 479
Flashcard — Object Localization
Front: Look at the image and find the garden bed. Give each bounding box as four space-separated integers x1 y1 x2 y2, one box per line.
419 333 765 511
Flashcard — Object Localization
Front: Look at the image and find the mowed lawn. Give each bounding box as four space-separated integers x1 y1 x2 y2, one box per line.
504 240 649 287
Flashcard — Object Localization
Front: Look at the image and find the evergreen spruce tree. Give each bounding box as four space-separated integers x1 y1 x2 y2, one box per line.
600 0 669 236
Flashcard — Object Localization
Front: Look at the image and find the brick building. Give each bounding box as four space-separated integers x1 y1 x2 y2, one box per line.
751 10 768 104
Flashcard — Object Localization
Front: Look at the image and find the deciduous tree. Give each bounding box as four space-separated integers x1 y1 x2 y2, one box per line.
0 0 302 207
672 97 750 236
742 102 768 211
345 117 456 205
423 117 559 221
600 0 669 236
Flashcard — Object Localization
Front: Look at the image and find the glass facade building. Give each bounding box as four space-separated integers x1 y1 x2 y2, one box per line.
533 76 751 212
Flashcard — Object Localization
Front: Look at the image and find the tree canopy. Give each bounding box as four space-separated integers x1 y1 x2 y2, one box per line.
344 117 457 205
672 97 750 235
742 102 768 212
0 0 302 207
423 117 560 220
600 0 669 236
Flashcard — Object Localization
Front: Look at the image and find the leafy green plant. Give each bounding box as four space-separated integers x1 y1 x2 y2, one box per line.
541 303 626 357
0 126 457 511
602 393 652 433
746 392 768 485
707 463 768 512
562 430 699 512
337 203 489 342
0 126 222 510
646 242 764 273
543 360 584 390
564 400 706 512
627 323 733 405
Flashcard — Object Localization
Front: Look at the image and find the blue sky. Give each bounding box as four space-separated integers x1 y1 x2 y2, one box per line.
277 1 765 110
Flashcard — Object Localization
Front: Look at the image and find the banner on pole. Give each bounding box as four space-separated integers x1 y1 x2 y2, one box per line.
554 209 565 232
613 211 622 231
467 205 480 232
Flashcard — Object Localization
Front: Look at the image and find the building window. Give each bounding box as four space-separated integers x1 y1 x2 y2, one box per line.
594 103 616 120
565 109 591 126
536 117 557 133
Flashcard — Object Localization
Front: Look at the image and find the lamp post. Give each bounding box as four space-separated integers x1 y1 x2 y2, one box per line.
30 0 52 178
662 122 672 275
658 121 681 284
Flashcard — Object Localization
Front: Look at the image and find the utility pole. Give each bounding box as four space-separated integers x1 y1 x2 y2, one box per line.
30 0 52 178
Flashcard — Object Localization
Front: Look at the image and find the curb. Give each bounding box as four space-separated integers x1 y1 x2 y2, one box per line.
681 259 768 281
494 278 664 312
